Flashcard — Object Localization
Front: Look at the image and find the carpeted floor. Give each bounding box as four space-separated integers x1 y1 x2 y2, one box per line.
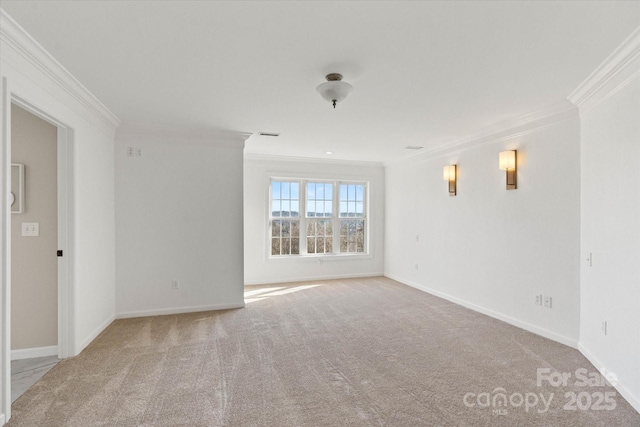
7 277 640 426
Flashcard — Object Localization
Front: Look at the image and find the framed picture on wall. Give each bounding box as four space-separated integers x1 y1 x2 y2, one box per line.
11 163 24 214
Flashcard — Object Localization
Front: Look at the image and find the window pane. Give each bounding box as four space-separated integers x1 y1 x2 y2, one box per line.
282 200 290 216
340 184 347 201
307 221 316 236
291 201 299 217
325 184 333 200
272 200 280 217
271 238 281 256
291 220 299 237
307 237 315 254
348 185 355 200
307 201 315 217
272 220 280 237
291 238 300 255
282 221 290 237
324 201 332 216
282 182 290 199
356 185 363 201
339 202 347 217
317 237 325 253
282 238 291 254
356 202 363 215
326 236 333 252
316 183 324 199
291 183 299 199
307 183 315 199
272 181 281 199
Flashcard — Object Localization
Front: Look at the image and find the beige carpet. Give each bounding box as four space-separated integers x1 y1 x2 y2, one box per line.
8 277 639 426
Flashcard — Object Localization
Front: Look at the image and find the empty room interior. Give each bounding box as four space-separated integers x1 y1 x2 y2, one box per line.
1 1 639 426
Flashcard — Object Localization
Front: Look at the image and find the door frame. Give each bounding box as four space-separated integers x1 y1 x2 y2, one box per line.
1 84 75 422
10 95 75 359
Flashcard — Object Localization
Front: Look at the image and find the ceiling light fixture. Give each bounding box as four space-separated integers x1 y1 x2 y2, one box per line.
316 73 352 108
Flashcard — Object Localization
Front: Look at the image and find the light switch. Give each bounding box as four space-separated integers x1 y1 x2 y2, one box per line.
22 222 39 237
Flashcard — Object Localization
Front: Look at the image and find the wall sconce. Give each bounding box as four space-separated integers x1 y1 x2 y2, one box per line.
442 165 457 196
499 150 517 190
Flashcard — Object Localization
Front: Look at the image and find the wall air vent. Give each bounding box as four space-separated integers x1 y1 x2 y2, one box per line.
258 132 280 137
405 146 424 150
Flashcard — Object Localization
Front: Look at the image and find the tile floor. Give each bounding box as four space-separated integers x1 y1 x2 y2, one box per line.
11 355 59 403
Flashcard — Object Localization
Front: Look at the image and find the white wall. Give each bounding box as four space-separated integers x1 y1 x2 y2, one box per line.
244 156 385 284
1 9 119 423
578 72 640 410
115 126 247 317
384 112 582 347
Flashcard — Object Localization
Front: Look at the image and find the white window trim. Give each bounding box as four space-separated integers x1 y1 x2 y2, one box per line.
268 178 369 259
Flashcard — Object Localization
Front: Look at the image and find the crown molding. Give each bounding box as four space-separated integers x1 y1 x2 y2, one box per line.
568 26 640 112
117 123 251 147
0 9 120 131
385 99 578 166
244 152 384 168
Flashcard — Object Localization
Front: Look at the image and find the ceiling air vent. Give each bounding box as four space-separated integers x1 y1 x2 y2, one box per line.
258 132 280 137
405 145 424 150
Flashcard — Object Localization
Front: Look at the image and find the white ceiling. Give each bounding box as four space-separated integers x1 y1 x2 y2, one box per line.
2 1 639 163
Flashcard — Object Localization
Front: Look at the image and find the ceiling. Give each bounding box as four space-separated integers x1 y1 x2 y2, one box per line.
2 1 639 164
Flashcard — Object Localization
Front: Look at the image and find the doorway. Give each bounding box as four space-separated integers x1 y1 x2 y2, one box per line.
10 104 59 402
10 104 58 357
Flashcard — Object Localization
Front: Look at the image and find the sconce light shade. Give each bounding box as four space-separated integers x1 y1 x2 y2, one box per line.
498 150 517 190
443 165 457 196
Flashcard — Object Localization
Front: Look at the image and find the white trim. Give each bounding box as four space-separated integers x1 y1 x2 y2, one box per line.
568 26 640 111
56 125 74 359
117 123 251 147
0 9 119 134
245 272 383 286
1 76 12 425
245 152 384 168
0 413 5 425
11 345 58 361
116 302 245 320
11 95 76 360
77 315 114 354
385 100 578 166
578 343 640 414
386 274 578 349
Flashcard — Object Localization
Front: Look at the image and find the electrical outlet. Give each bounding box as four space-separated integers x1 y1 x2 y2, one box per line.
535 295 542 305
543 295 552 308
171 280 179 289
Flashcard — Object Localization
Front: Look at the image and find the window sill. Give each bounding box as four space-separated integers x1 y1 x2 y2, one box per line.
268 253 372 262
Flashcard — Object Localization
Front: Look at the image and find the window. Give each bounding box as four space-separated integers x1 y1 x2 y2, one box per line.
271 181 300 255
269 179 367 257
307 182 333 254
339 183 365 253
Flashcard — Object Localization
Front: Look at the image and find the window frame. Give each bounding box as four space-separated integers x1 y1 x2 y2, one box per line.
268 177 369 259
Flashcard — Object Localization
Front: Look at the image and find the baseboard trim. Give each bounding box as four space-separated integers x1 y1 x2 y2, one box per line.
244 272 384 286
77 314 115 356
386 274 578 348
11 345 58 361
116 302 245 319
578 343 640 414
